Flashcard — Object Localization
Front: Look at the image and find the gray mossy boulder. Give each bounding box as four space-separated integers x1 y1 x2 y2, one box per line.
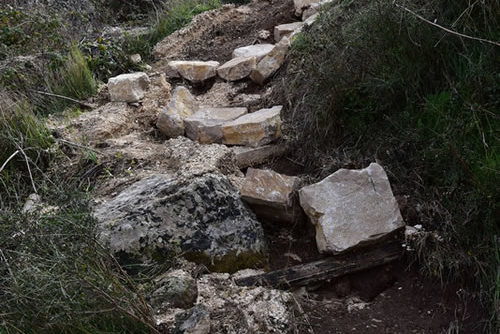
95 173 267 272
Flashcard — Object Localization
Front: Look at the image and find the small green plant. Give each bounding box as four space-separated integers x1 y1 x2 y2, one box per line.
124 0 221 60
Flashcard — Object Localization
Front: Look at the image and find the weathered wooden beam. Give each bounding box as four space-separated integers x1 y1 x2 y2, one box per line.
235 241 403 288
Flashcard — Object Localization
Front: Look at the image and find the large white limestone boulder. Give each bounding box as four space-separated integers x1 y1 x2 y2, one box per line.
157 86 198 137
299 163 405 254
167 60 220 82
221 106 282 147
184 107 248 144
232 44 275 61
108 72 150 102
217 57 256 81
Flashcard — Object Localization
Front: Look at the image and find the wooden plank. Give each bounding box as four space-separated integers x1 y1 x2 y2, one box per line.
235 241 403 288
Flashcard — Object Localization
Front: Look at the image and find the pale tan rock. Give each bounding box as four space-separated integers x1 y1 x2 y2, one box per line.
257 30 271 40
157 86 198 137
167 60 220 82
274 22 303 42
302 0 333 20
130 54 142 64
250 38 290 85
232 44 275 61
299 163 405 254
231 145 289 168
240 168 300 223
108 72 150 102
184 107 248 144
217 57 256 81
294 0 320 16
221 106 282 147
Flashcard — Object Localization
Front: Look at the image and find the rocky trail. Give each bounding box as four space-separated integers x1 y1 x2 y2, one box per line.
47 0 486 333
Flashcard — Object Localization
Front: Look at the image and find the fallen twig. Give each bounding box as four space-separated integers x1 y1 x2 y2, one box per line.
393 2 500 47
30 90 96 109
0 150 20 173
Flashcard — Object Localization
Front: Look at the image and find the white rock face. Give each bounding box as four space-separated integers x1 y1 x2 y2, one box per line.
299 163 405 254
184 107 248 144
274 22 303 42
250 38 290 85
157 86 198 137
167 60 220 82
221 106 282 147
108 72 150 102
232 44 275 61
302 0 333 20
217 56 256 81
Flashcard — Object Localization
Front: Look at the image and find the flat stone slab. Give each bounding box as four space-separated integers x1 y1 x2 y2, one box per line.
167 60 220 82
250 38 290 85
221 106 282 147
274 22 303 42
240 168 300 223
108 72 150 102
231 144 289 168
185 107 248 144
217 57 257 81
299 163 405 254
232 44 275 61
157 86 198 137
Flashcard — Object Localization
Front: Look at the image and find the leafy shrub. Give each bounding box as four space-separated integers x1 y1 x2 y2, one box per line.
0 7 64 59
283 0 498 326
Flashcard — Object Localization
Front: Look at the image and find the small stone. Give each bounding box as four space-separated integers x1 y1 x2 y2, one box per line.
157 86 198 138
167 60 220 82
274 22 303 42
217 56 256 81
22 193 41 214
250 38 290 85
150 270 197 310
240 168 300 223
174 305 210 334
221 106 282 147
299 163 405 254
184 107 248 144
258 29 271 40
232 44 275 61
130 54 142 64
108 72 150 102
231 144 289 168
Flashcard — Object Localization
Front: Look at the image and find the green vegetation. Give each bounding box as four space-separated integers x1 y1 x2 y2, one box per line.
284 0 498 328
124 0 221 60
0 1 226 331
0 184 157 334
